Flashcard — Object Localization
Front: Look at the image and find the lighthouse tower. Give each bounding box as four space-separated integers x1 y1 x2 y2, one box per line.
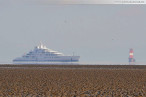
129 48 135 65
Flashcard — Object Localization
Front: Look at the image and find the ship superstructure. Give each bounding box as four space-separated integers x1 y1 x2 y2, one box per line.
13 43 80 64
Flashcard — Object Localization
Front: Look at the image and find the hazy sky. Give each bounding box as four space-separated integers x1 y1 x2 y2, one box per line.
0 1 146 64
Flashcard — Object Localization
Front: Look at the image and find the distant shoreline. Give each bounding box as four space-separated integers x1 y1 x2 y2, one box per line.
0 64 145 69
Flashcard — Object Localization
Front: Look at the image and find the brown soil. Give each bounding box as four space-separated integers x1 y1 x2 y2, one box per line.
0 65 145 97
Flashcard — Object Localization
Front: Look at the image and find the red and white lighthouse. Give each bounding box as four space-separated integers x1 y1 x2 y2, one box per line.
129 48 135 65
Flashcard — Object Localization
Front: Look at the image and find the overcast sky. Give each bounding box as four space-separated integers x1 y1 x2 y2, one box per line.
0 1 146 64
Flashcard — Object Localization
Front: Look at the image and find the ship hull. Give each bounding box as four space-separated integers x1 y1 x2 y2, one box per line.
13 61 80 65
13 56 80 64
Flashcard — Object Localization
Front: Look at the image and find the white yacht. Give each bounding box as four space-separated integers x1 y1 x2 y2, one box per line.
13 43 80 64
